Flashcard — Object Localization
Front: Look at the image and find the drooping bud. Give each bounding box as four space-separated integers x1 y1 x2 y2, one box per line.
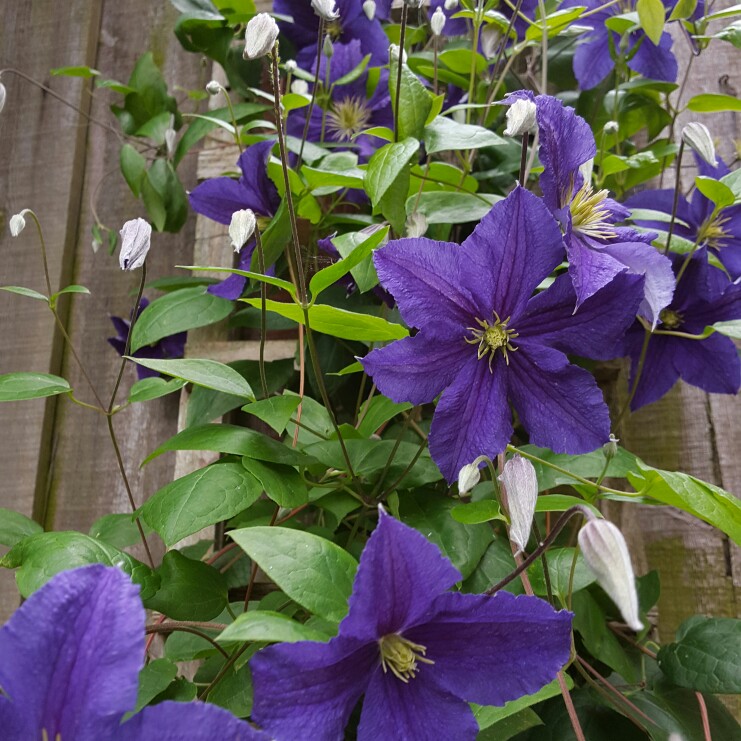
457 455 488 495
430 7 446 36
229 209 256 253
9 209 30 237
206 80 221 96
499 456 538 555
323 35 334 58
504 98 537 137
118 218 152 271
480 27 501 60
405 211 428 238
0 82 6 114
603 120 619 135
164 116 176 158
312 0 339 22
243 13 279 60
291 79 310 96
389 44 408 65
682 122 717 167
578 518 644 631
444 0 459 9
284 60 297 73
603 433 619 462
363 0 376 20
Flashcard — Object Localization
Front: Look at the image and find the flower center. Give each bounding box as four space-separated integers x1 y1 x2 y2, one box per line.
326 19 343 39
696 214 730 249
659 308 683 329
42 731 62 741
466 313 519 369
326 96 372 142
570 184 617 240
378 633 434 683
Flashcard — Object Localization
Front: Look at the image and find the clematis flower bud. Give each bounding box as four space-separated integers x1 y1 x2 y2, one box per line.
363 0 376 20
165 124 176 158
243 13 279 60
205 80 221 96
118 218 152 271
9 209 29 237
404 0 423 7
284 60 297 73
682 122 717 167
312 0 339 22
603 120 619 134
457 456 488 495
578 518 644 631
499 456 537 555
444 0 458 8
323 35 334 58
430 7 446 36
405 211 428 238
504 98 537 137
389 44 408 65
603 433 619 462
0 82 6 114
481 27 501 59
229 209 256 253
291 79 309 96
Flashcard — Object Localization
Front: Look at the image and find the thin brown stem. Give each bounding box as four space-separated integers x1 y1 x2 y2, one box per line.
298 19 325 169
393 4 409 142
254 229 269 398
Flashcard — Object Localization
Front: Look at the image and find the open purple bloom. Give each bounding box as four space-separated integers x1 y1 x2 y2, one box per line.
561 0 678 89
108 297 187 380
250 510 572 740
0 564 265 740
188 140 280 300
361 186 644 482
625 154 741 280
508 91 674 325
623 249 741 409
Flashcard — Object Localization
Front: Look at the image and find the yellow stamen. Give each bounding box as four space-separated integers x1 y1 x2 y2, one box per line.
696 213 730 249
326 96 371 141
659 308 683 329
465 313 519 369
379 633 434 683
570 183 617 240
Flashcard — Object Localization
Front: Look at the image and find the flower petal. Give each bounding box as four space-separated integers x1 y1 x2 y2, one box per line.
564 233 628 309
0 565 142 741
625 329 680 410
675 332 741 396
508 344 610 452
236 140 280 216
340 511 461 641
573 32 616 89
627 31 678 83
189 175 254 225
407 591 572 706
429 355 513 484
250 636 376 741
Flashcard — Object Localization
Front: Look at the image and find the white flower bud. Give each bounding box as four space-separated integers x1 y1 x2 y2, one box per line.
9 209 30 237
323 35 334 58
243 13 279 60
481 26 501 60
284 60 297 73
579 157 594 186
444 0 459 9
118 218 152 271
405 211 428 238
499 456 538 555
603 120 619 134
682 122 717 167
229 209 256 253
206 80 221 96
0 82 6 114
504 98 537 137
165 127 176 158
430 7 446 36
389 44 408 65
405 0 423 7
603 433 619 462
363 0 376 20
312 0 339 22
458 456 488 495
291 79 310 96
578 518 644 632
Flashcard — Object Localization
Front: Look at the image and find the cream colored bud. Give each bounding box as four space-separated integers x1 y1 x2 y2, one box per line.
481 26 501 60
312 0 339 22
119 218 152 271
405 211 428 238
206 80 221 96
499 456 537 555
363 0 376 20
430 7 446 36
0 82 6 114
243 13 279 60
405 0 423 7
389 44 408 65
284 60 297 73
444 0 459 9
603 433 619 462
578 518 644 632
682 122 717 167
229 209 256 253
458 455 488 495
165 127 176 158
603 120 619 134
504 98 537 137
9 210 30 237
291 79 309 96
323 35 334 58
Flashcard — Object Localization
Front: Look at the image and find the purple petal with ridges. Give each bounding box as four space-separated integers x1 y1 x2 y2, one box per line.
0 565 142 741
573 32 615 89
625 189 698 236
189 176 254 225
627 31 678 83
407 591 572 706
625 328 680 410
564 233 627 309
429 354 513 484
340 512 461 641
674 332 741 396
508 345 610 452
250 636 376 741
357 666 479 741
236 141 280 215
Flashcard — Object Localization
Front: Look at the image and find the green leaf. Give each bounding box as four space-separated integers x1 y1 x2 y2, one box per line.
668 0 697 20
241 298 409 342
0 531 157 599
179 265 297 299
208 662 253 718
130 286 232 353
144 423 311 466
424 116 506 154
0 286 48 302
128 659 178 716
356 396 412 438
139 462 263 546
0 372 71 401
52 284 90 297
0 508 43 548
713 19 741 48
658 617 741 693
389 48 433 140
217 610 329 644
230 526 358 622
694 176 736 209
145 550 228 620
451 500 504 525
687 93 741 112
713 319 741 339
527 547 596 601
636 0 666 45
241 457 308 508
120 144 148 197
535 494 601 517
128 376 186 403
525 6 588 40
627 462 741 544
142 159 188 233
477 709 542 740
125 358 254 399
242 395 302 434
407 192 500 224
364 138 420 209
88 513 152 549
50 65 99 77
333 53 372 87
438 48 488 74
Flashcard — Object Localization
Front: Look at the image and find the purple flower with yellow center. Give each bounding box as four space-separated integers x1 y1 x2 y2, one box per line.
0 564 265 740
625 154 741 280
561 0 678 89
250 510 573 740
507 91 674 326
188 140 280 300
623 249 741 409
360 186 644 483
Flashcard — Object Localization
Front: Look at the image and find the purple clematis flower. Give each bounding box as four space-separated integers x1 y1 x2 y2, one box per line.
108 297 187 380
430 0 538 41
361 186 644 482
250 510 573 740
561 0 678 89
287 40 392 162
188 140 280 300
625 154 741 280
0 564 265 740
623 249 741 409
507 91 674 326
